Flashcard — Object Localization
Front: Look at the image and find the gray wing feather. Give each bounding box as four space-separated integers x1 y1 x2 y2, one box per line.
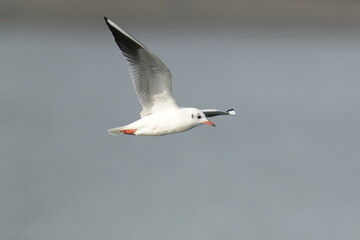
201 108 236 118
104 17 178 117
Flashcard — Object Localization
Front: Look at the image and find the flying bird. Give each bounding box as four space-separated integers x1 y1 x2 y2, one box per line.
104 17 235 136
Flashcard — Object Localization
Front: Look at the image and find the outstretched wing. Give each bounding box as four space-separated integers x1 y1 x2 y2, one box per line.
201 108 236 118
104 17 178 117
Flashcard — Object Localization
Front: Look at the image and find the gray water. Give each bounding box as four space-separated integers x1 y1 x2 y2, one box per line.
1 22 360 240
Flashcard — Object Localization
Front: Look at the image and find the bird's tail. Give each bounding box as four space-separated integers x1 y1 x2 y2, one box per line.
107 126 125 136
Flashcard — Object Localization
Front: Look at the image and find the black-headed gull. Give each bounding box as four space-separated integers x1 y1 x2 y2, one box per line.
104 17 235 136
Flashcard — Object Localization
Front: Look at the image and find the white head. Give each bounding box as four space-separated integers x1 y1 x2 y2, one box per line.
185 108 215 127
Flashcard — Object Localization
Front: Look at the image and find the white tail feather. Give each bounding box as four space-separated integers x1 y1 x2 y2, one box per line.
107 126 125 136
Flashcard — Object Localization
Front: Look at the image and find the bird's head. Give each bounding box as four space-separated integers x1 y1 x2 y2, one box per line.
188 108 215 127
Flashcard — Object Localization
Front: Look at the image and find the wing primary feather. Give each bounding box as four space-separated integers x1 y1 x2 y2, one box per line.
104 17 179 118
104 17 145 63
201 108 236 118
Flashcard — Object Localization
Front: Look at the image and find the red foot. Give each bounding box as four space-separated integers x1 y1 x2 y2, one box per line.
120 129 137 135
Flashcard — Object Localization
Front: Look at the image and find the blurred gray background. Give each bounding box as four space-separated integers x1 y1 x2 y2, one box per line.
1 1 360 240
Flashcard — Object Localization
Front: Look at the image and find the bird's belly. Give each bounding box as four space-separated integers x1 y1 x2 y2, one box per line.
136 126 194 136
130 110 195 136
135 122 194 136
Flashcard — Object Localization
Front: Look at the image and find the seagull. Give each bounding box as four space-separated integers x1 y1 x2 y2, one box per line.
104 17 235 136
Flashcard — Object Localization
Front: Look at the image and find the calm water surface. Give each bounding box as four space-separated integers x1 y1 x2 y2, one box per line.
1 23 360 240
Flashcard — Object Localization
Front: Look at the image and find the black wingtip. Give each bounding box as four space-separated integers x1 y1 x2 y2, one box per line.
104 16 108 21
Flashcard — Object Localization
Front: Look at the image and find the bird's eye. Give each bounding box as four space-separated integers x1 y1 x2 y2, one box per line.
191 114 194 119
197 115 201 119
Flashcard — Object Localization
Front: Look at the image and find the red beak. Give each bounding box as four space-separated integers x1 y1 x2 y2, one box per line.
204 120 216 127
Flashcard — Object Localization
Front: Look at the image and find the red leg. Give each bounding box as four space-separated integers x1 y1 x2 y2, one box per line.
120 129 137 135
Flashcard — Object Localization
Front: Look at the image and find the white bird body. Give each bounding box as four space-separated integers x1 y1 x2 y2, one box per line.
104 17 235 136
108 108 209 136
